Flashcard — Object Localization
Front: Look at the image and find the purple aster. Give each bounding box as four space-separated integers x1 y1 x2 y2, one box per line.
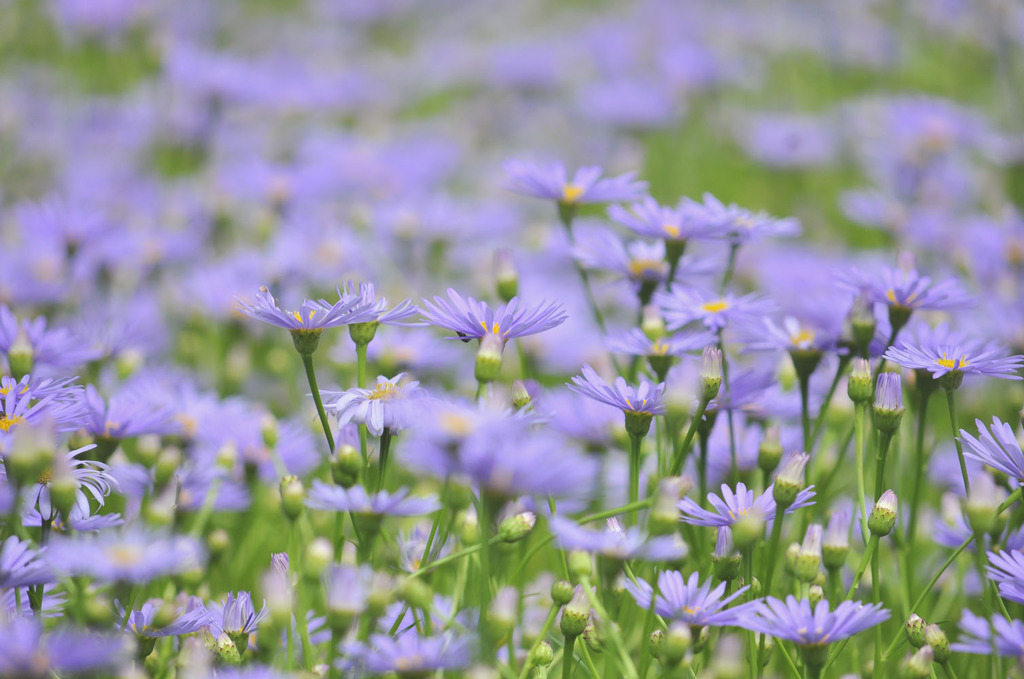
884 333 1024 382
735 596 889 646
324 564 376 617
305 481 440 517
504 160 647 206
959 417 1024 483
208 591 268 639
568 364 666 416
236 286 380 333
0 536 52 588
0 618 130 676
322 373 423 437
341 630 473 675
608 196 720 243
839 266 970 313
550 516 687 562
45 529 205 583
0 306 101 375
952 608 1024 658
684 193 800 244
571 227 669 291
655 287 776 332
986 549 1024 604
606 328 715 359
337 281 419 326
78 384 181 442
625 570 750 627
745 316 841 354
121 599 213 638
24 443 119 523
0 375 86 438
678 482 816 528
419 289 567 344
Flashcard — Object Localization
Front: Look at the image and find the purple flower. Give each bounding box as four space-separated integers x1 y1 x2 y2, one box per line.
341 630 473 675
323 373 423 437
735 596 889 646
0 536 52 588
79 384 181 441
0 306 100 374
571 227 669 289
209 591 268 638
986 549 1024 605
678 482 816 528
0 375 86 437
236 286 380 333
550 517 687 562
655 287 776 332
337 281 419 326
419 289 567 344
684 193 800 244
0 618 130 676
46 530 205 583
504 161 647 205
608 197 719 243
122 599 213 638
960 417 1024 483
625 570 750 627
952 608 1024 658
305 482 440 517
745 316 840 353
839 267 970 312
24 444 119 523
568 364 666 416
606 328 716 358
884 334 1023 382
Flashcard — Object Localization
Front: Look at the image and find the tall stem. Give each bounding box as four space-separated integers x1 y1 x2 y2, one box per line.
874 432 893 503
628 433 643 526
945 389 970 496
669 398 708 476
477 493 495 658
356 344 369 476
301 353 335 454
854 404 870 545
377 428 392 492
562 636 577 679
798 372 811 454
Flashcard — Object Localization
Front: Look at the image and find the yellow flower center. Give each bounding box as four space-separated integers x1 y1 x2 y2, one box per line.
791 329 816 347
561 183 585 204
292 309 316 323
885 289 918 307
107 545 145 567
651 340 670 356
936 354 970 370
479 321 501 336
0 414 25 432
175 413 198 438
103 420 120 437
367 382 400 401
663 224 681 238
700 300 731 313
37 467 52 484
440 412 472 437
628 258 665 279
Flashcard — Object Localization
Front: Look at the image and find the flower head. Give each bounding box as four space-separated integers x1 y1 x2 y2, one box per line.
237 286 381 333
952 608 1024 658
656 287 776 332
608 197 719 242
985 549 1024 605
419 289 567 346
684 193 800 244
678 482 816 528
840 267 970 312
0 617 130 677
625 570 750 627
567 364 666 416
341 630 473 675
0 536 52 588
959 417 1024 484
323 373 423 437
504 161 647 206
550 517 687 562
884 332 1023 383
735 596 889 646
45 529 205 583
305 482 440 517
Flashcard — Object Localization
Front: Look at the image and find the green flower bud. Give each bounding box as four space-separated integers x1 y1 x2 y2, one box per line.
773 453 809 508
331 444 362 488
582 621 603 654
154 446 182 488
847 358 874 404
494 249 518 302
868 490 898 537
215 632 242 666
5 425 55 488
793 524 822 583
712 527 742 582
474 334 504 384
458 509 479 545
529 641 554 668
551 580 575 606
303 538 334 580
512 381 532 411
757 426 783 474
873 372 905 435
7 331 33 381
649 629 664 658
208 528 231 558
399 578 433 611
641 305 666 342
700 346 723 401
965 474 1007 537
732 511 766 551
559 586 590 638
498 512 536 543
260 415 278 449
568 550 592 582
905 614 927 648
83 590 115 628
279 475 305 521
923 624 950 664
662 622 692 665
849 296 877 355
808 585 824 606
901 645 933 678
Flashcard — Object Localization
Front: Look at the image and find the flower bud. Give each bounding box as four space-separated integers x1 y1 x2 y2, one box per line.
868 490 898 537
399 578 433 611
641 305 666 342
965 474 1007 537
847 358 874 404
5 424 55 488
822 510 851 570
711 527 742 582
648 629 664 657
154 446 182 488
582 621 603 654
559 586 590 638
793 524 823 583
757 426 783 474
214 632 241 666
529 641 554 668
873 372 905 435
551 580 575 606
699 346 723 402
789 347 823 383
732 511 766 551
498 512 536 543
511 381 532 411
331 444 362 488
208 528 231 559
649 478 685 536
494 248 518 302
474 334 504 384
279 476 305 521
567 551 592 582
488 586 518 634
661 622 692 665
7 331 33 381
458 509 480 545
808 584 824 605
905 614 927 648
900 645 933 679
260 415 278 449
773 452 809 508
303 538 334 580
48 453 79 520
923 624 950 664
849 296 877 354
349 321 380 347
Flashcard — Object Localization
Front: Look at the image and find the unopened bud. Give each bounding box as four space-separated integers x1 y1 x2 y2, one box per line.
847 358 874 404
808 584 824 605
529 641 554 668
498 512 536 543
475 334 504 384
303 538 334 580
757 426 783 474
849 296 877 354
7 332 33 381
905 614 927 648
923 624 950 664
773 453 809 508
712 527 742 582
559 586 590 638
511 381 532 410
700 346 723 401
901 645 933 678
552 580 574 606
399 578 433 611
873 372 905 434
868 490 898 537
154 446 182 487
494 249 518 302
965 474 1006 536
822 510 851 570
662 622 692 665
279 476 305 521
794 524 822 583
331 444 362 488
641 305 666 342
568 551 592 582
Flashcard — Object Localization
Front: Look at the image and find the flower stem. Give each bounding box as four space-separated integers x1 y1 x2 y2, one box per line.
798 372 812 453
518 605 559 679
845 535 880 600
355 343 369 477
872 538 882 679
906 389 932 549
376 428 392 492
669 398 708 476
301 353 334 454
562 635 576 679
477 493 495 658
808 355 851 453
874 432 893 503
628 433 643 526
854 404 870 545
945 389 970 496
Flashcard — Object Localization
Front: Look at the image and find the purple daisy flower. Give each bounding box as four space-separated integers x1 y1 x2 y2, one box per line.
678 482 816 528
884 333 1024 382
655 287 776 332
341 630 473 675
606 328 715 359
45 530 205 583
685 193 800 244
0 305 101 375
208 591 268 640
952 608 1024 658
959 417 1024 483
568 364 666 416
625 570 750 627
504 160 647 206
0 536 52 588
121 599 213 638
419 289 567 345
572 228 670 290
735 596 890 646
337 281 419 326
322 373 423 437
305 481 440 517
0 618 130 676
745 316 841 354
549 516 687 562
236 286 380 333
78 384 181 441
608 196 720 243
839 267 970 313
0 375 86 437
24 443 119 523
985 549 1024 604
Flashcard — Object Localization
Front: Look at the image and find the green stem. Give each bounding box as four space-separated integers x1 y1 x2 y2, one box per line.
518 606 560 679
290 524 313 669
845 535 880 600
628 433 643 527
854 404 870 545
562 636 577 679
874 432 893 503
872 539 882 679
798 372 811 453
578 579 638 679
478 494 495 658
669 398 708 476
356 343 369 476
407 537 502 579
377 428 392 492
808 355 851 453
719 242 740 292
945 389 970 496
906 389 932 549
301 353 335 454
